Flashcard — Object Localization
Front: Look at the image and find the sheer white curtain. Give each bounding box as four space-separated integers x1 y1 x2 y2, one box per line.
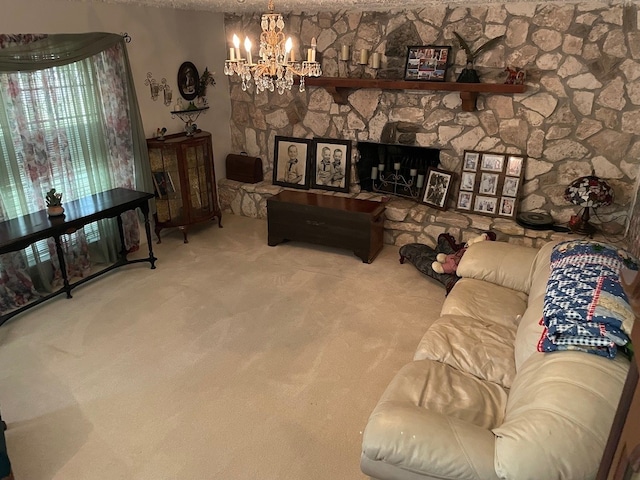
0 33 153 315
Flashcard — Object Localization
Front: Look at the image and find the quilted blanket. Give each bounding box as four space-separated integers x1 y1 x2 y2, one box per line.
539 240 638 358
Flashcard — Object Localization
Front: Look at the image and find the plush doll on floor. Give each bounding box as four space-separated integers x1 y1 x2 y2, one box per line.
432 232 496 275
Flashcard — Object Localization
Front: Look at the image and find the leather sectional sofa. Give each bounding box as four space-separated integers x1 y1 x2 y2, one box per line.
361 240 631 480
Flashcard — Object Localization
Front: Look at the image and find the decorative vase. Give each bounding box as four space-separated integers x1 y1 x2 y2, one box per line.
47 206 65 217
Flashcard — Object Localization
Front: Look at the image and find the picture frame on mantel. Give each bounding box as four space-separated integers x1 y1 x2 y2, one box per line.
310 138 352 193
455 150 526 219
273 136 312 190
404 45 451 82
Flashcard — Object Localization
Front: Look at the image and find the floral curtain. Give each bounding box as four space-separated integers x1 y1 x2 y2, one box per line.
0 33 153 315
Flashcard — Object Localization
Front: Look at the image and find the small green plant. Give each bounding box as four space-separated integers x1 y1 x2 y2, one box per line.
198 67 216 98
45 188 62 207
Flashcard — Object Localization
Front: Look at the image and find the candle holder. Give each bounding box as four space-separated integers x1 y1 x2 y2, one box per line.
371 163 423 200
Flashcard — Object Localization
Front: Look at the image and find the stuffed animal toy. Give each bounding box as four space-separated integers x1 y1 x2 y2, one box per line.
432 232 495 275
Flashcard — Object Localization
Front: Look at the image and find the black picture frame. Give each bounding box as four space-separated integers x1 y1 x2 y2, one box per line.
422 167 453 210
273 136 312 190
310 138 352 193
455 149 526 219
404 46 451 82
177 61 199 101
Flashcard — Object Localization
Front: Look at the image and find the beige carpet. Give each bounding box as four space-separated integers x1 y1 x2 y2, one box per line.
0 214 445 480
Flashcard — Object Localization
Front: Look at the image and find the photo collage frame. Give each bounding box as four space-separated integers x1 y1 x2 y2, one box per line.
456 150 526 218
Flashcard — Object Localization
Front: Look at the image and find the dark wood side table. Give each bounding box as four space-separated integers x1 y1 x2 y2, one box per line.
267 191 385 263
0 188 157 326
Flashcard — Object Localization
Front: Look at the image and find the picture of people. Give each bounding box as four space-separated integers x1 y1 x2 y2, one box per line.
457 191 472 210
177 62 199 101
499 197 516 217
463 152 479 171
422 168 453 210
404 46 451 81
461 172 476 191
479 173 498 196
310 138 352 193
474 195 497 214
481 154 505 172
506 156 524 177
273 136 311 190
502 177 519 197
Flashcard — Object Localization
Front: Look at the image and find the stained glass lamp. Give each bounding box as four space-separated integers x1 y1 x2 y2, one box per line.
564 171 614 236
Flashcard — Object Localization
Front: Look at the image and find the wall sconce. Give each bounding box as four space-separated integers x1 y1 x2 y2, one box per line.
160 78 172 106
144 73 173 107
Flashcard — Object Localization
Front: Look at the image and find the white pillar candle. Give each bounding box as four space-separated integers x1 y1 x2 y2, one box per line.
360 49 369 65
372 52 381 68
371 166 378 180
410 168 417 177
417 174 425 188
394 162 401 171
378 163 385 172
341 45 350 61
311 37 317 62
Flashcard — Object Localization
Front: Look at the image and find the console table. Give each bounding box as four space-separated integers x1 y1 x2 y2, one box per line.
0 188 157 326
267 190 385 263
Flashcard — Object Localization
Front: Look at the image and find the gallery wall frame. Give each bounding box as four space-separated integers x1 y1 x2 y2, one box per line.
455 150 526 218
310 138 352 193
273 136 312 190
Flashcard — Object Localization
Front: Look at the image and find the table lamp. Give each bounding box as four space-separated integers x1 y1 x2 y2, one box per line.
564 171 614 236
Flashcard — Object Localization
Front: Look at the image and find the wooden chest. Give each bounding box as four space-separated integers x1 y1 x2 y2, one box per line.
226 153 263 183
267 191 385 263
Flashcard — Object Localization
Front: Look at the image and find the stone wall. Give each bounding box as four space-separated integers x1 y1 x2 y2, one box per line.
224 3 640 247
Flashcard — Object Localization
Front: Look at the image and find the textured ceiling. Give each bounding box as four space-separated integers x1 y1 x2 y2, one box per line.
72 0 556 13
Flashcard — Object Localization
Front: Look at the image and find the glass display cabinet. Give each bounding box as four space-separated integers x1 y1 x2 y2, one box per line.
146 131 222 243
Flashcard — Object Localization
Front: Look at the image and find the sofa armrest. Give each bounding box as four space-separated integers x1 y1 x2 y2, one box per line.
456 241 539 294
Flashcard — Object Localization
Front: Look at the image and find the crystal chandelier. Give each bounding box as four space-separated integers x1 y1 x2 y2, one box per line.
224 0 322 94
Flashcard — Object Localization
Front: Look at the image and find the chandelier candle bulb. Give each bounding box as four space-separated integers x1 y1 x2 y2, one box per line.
360 49 369 65
341 45 350 61
371 166 378 180
284 37 292 63
417 174 425 188
372 52 381 68
233 34 241 62
244 37 252 65
230 48 235 61
311 37 317 62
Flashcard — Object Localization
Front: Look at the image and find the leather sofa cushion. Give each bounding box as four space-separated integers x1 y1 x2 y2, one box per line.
414 315 516 389
528 241 556 300
493 351 629 480
441 278 528 328
362 360 505 480
513 294 545 371
457 241 539 294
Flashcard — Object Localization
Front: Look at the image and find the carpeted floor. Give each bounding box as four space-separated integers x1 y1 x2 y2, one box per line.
0 214 445 480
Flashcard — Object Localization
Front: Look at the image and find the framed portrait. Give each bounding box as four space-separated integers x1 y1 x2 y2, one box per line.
479 173 499 196
455 150 526 218
273 136 312 190
177 61 199 101
310 138 352 193
463 151 480 171
502 177 519 197
481 153 505 172
404 45 451 82
457 191 472 210
422 168 453 210
152 171 175 198
506 155 524 177
474 195 497 214
499 197 516 217
460 171 476 191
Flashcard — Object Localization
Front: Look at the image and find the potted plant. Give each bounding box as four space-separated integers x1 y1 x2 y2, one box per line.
45 188 64 217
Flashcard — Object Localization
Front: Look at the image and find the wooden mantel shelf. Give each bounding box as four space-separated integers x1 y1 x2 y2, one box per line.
302 77 527 112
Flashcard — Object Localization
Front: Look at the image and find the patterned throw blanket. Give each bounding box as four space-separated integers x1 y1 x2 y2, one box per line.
538 240 638 358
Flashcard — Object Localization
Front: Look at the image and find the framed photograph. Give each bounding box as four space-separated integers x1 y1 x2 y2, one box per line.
481 153 505 172
177 61 199 101
422 168 453 210
479 172 499 195
502 177 520 197
499 197 516 217
311 138 352 193
404 45 451 82
152 171 175 198
455 150 526 218
463 151 480 171
273 136 312 190
506 155 524 177
457 191 472 210
474 195 498 214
